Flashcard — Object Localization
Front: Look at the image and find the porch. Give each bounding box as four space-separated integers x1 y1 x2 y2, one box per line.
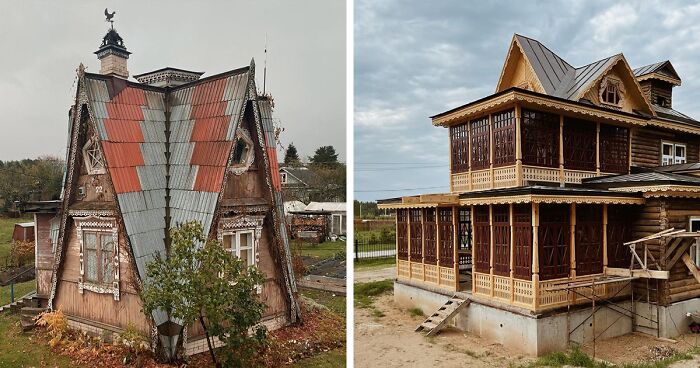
381 186 646 313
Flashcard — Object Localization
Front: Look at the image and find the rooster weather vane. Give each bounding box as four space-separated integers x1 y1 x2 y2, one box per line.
104 8 116 29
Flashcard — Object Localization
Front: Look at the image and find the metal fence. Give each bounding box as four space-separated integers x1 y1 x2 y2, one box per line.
354 238 396 261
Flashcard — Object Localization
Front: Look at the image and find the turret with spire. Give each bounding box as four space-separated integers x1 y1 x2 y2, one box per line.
94 9 130 79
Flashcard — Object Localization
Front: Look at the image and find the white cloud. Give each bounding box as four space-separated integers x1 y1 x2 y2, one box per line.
589 4 638 44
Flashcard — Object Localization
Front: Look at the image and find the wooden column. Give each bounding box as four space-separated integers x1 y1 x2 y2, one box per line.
570 203 576 279
422 209 426 282
489 204 495 297
559 114 565 186
436 207 441 286
395 212 399 277
468 120 473 191
489 114 494 189
532 203 540 310
596 122 601 175
509 204 515 303
453 206 459 292
407 208 412 279
628 129 633 174
515 104 523 186
603 204 608 272
471 206 476 294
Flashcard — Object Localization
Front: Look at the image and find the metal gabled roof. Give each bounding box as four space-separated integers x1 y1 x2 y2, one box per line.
562 54 621 100
514 34 575 97
633 60 681 81
652 105 700 126
584 171 700 186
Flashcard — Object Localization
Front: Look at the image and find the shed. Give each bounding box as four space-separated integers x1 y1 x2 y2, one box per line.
12 222 35 242
304 202 346 235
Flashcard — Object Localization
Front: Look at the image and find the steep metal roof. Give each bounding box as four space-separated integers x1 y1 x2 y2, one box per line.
514 34 575 97
562 54 621 100
633 61 668 77
83 67 250 281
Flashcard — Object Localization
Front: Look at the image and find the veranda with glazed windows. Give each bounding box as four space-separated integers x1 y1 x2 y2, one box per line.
394 202 639 313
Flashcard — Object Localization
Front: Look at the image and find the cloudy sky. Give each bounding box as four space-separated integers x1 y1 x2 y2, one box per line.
355 0 700 201
0 0 345 162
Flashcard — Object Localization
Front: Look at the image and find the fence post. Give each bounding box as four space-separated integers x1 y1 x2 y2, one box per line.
10 282 14 304
355 239 359 262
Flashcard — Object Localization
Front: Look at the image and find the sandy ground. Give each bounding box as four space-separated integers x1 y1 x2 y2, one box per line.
580 331 700 367
354 266 395 283
354 293 533 367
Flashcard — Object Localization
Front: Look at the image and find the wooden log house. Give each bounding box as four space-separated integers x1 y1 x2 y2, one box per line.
379 35 700 333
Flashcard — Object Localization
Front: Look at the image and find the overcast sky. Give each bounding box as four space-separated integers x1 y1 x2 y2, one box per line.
355 0 700 201
0 0 345 162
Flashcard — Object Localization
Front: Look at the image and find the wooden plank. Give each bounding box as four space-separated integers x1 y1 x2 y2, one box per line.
662 237 684 266
666 238 694 271
682 254 700 285
624 228 679 246
606 267 669 280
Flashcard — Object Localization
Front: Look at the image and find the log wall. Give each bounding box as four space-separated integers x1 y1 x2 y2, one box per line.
631 127 699 168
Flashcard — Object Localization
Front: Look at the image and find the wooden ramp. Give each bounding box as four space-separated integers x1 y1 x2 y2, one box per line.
415 296 470 337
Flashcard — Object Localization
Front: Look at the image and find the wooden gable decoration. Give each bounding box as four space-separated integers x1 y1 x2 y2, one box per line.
576 55 654 116
496 36 546 94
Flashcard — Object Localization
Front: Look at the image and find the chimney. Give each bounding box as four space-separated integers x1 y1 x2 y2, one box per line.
95 28 131 79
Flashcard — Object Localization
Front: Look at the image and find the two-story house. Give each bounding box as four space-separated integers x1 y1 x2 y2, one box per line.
378 34 700 355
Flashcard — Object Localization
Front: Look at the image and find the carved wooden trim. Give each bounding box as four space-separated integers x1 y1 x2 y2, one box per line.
73 216 120 301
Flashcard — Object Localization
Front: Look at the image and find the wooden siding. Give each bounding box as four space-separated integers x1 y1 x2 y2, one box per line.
639 80 673 108
631 127 700 168
660 198 700 305
54 223 150 334
35 213 55 297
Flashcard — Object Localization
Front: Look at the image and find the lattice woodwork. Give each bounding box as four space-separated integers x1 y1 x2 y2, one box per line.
438 208 454 267
493 109 515 167
538 204 570 280
600 124 629 174
513 204 532 279
451 172 469 192
451 123 469 173
473 206 490 273
439 267 455 287
521 109 559 167
564 169 597 183
409 209 423 261
493 275 511 300
471 117 490 170
522 166 560 183
474 272 491 296
397 260 410 278
493 205 510 276
494 166 517 187
458 208 472 252
411 262 424 280
424 264 439 284
563 117 596 171
397 209 408 260
513 279 534 306
471 169 491 190
575 205 603 276
607 205 632 268
539 279 571 307
424 208 437 265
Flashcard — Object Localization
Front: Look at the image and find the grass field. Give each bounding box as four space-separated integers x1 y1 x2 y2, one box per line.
299 288 346 317
293 349 345 368
293 240 346 260
0 279 35 306
354 257 395 270
0 313 77 368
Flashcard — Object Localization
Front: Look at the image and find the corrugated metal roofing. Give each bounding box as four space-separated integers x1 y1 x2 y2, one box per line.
304 202 347 212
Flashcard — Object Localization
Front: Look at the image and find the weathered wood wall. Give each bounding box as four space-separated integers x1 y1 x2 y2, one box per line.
631 128 699 168
628 199 662 302
639 80 673 108
34 213 55 298
54 222 150 333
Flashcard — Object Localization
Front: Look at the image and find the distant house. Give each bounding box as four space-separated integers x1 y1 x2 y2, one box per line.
283 200 307 216
12 222 35 242
304 202 346 235
279 166 319 202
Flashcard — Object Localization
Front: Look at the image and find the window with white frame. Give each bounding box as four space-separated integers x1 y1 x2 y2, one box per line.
662 142 686 165
82 137 106 175
281 172 287 184
75 217 120 300
223 230 255 267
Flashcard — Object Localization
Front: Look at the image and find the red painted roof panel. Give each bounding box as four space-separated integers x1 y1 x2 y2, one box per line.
103 142 145 167
103 118 145 142
193 165 225 192
110 166 142 193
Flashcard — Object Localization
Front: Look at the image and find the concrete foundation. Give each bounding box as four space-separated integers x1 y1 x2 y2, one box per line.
395 281 633 356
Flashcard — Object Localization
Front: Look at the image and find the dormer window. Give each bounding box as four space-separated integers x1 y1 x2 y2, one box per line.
228 128 255 176
657 96 668 107
599 76 625 107
82 137 106 175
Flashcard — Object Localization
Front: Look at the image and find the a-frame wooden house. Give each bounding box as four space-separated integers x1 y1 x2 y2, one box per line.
29 26 299 358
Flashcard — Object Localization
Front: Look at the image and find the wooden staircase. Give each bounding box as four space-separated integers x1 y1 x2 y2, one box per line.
0 291 40 314
415 296 470 337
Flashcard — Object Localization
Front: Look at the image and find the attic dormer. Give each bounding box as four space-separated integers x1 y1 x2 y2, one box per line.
633 61 681 108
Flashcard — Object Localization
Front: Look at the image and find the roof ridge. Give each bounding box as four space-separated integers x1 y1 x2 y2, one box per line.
514 33 574 69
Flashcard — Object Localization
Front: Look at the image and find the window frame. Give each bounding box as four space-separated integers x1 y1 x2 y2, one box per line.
218 215 265 293
82 137 107 175
228 127 255 176
74 216 120 300
661 141 686 166
223 230 256 268
599 76 624 108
